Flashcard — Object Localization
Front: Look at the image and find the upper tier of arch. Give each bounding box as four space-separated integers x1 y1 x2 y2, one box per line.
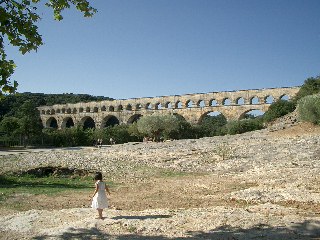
38 86 300 128
39 87 299 114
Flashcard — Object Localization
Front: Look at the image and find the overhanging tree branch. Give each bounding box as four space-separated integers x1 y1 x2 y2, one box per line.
0 0 96 96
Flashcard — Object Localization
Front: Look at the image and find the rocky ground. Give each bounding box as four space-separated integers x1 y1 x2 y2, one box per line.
0 122 320 239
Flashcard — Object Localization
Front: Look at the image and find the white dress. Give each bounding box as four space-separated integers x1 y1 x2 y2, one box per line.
91 180 108 209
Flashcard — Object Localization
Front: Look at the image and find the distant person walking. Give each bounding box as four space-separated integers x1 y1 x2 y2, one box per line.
91 172 111 219
97 138 103 148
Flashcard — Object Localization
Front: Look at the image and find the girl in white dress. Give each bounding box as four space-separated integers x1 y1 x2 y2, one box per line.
91 172 111 219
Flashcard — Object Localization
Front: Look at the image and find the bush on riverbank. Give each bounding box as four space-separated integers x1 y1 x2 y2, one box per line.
297 94 320 124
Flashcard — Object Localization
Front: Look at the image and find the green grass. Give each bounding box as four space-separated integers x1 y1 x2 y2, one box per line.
0 174 114 202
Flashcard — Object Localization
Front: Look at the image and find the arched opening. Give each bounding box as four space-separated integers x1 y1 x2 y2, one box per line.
102 116 120 128
186 100 193 108
165 102 172 109
173 113 186 121
146 103 152 110
46 110 50 115
126 104 132 111
198 100 205 108
42 110 45 114
239 109 265 120
236 97 245 105
93 107 98 113
209 99 218 106
79 107 83 113
199 111 225 123
155 103 162 110
62 108 66 114
198 111 227 136
280 94 289 101
66 118 74 128
175 101 183 109
85 107 90 113
199 111 227 123
250 96 259 104
56 109 61 113
51 109 55 115
62 117 75 128
128 114 142 124
118 105 123 111
223 98 232 106
265 95 274 104
46 117 58 129
136 104 142 110
109 106 114 112
72 108 77 114
82 117 95 129
66 108 71 114
101 106 106 111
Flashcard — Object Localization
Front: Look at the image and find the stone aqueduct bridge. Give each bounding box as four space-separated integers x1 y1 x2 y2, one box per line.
38 87 300 129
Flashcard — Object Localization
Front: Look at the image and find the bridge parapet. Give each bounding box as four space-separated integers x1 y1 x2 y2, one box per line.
38 86 300 129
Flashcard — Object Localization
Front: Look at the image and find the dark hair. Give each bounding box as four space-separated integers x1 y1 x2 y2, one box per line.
94 172 103 181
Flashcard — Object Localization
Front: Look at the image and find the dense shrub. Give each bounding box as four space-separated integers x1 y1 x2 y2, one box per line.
103 125 141 144
263 100 296 123
198 114 227 137
41 125 142 147
42 127 94 147
223 119 264 135
294 76 320 102
297 94 320 124
166 117 201 140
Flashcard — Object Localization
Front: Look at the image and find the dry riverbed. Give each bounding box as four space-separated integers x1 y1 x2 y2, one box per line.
0 123 320 239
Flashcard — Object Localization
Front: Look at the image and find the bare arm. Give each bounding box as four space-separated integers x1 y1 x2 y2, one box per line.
91 183 98 198
105 185 111 195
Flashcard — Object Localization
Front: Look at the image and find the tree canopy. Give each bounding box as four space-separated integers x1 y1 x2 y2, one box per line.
0 0 96 96
199 114 227 136
136 114 180 141
0 92 112 121
263 99 296 123
294 76 320 102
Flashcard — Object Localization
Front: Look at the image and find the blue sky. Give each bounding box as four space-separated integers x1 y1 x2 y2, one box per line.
7 0 320 99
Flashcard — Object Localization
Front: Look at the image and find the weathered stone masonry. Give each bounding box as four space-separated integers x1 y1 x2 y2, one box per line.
38 86 300 129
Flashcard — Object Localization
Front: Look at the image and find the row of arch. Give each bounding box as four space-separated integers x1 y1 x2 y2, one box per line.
45 108 266 130
46 114 145 129
47 114 141 129
41 94 290 115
